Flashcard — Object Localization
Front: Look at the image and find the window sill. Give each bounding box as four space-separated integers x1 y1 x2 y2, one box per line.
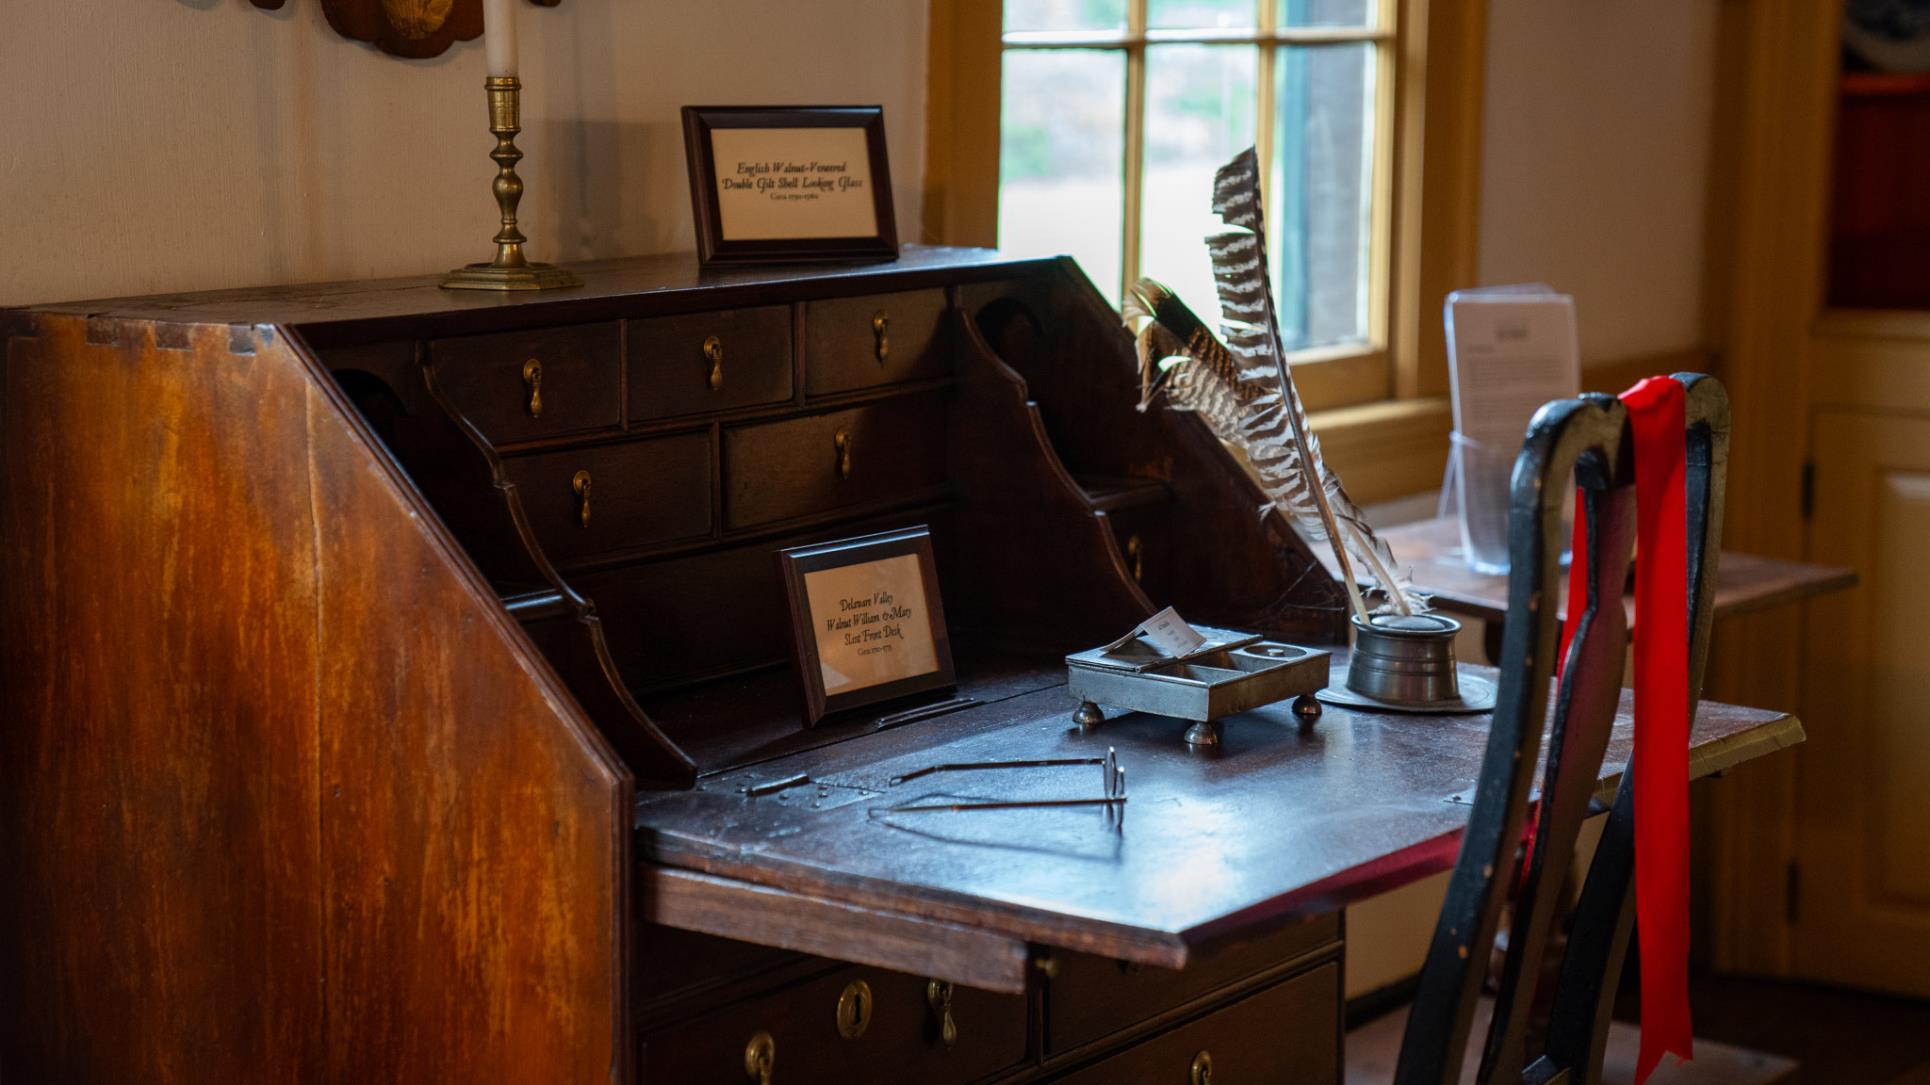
1306 396 1451 506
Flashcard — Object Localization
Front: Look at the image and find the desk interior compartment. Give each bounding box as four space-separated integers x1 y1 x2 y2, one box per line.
630 304 794 421
500 431 713 565
429 321 622 444
805 289 950 396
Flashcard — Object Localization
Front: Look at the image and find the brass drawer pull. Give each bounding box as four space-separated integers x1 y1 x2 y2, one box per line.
703 335 724 391
872 310 890 364
743 1030 775 1084
834 430 853 480
571 469 592 528
926 979 957 1049
1191 1049 1214 1085
1125 534 1145 582
836 979 872 1040
521 358 543 418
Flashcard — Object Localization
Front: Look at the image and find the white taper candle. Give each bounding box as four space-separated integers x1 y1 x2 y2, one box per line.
483 0 518 77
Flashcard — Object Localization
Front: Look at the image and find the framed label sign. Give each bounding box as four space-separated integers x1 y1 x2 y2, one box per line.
776 526 954 726
682 105 899 266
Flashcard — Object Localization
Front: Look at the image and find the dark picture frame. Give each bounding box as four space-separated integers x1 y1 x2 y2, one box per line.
682 105 899 266
776 526 954 727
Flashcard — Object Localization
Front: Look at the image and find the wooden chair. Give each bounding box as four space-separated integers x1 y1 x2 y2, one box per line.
1384 374 1730 1085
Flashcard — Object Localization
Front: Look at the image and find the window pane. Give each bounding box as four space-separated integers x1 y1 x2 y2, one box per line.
1271 43 1375 352
1140 44 1258 323
1148 0 1257 30
1278 0 1375 29
1004 0 1126 33
999 49 1127 298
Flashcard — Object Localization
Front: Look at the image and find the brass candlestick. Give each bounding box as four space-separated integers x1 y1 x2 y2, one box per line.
442 76 580 291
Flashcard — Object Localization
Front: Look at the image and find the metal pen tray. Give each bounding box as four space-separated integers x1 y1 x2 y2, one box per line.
1065 625 1331 745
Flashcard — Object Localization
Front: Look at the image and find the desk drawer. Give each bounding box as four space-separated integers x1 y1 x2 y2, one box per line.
430 322 621 443
642 965 1026 1085
723 394 948 529
503 433 711 563
1046 913 1338 1057
1053 962 1339 1084
805 290 950 396
630 305 793 421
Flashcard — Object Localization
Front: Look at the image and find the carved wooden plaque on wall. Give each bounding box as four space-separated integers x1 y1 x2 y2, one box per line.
249 0 561 59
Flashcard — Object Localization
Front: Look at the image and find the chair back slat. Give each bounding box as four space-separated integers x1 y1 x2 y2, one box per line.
1479 486 1638 1082
1531 374 1730 1085
1393 375 1730 1085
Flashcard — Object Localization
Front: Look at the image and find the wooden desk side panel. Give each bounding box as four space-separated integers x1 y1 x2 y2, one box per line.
0 314 630 1084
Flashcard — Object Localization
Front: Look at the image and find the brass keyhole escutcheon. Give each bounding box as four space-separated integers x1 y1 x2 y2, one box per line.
871 311 890 364
1125 534 1145 583
926 979 957 1049
834 430 853 480
521 358 543 418
703 335 724 391
835 979 872 1040
571 469 592 528
743 1030 775 1083
1191 1049 1214 1085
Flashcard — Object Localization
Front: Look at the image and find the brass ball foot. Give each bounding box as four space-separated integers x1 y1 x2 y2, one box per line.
1184 720 1222 747
1293 693 1322 733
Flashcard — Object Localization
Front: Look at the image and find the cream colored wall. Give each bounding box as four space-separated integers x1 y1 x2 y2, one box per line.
1475 0 1719 364
1 0 928 308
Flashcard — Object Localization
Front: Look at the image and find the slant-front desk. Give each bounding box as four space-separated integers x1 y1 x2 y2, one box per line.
0 248 1797 1083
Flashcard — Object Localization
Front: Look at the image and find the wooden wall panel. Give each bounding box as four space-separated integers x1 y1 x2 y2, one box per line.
305 338 633 1082
0 316 326 1083
0 314 629 1082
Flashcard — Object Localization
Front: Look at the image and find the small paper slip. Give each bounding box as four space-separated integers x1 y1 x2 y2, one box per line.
1444 285 1581 445
1101 606 1209 658
1441 285 1583 572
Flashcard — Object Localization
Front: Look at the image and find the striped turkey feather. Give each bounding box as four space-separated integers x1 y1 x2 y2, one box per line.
1121 148 1425 618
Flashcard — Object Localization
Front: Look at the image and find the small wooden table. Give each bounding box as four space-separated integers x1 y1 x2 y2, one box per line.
1378 515 1856 658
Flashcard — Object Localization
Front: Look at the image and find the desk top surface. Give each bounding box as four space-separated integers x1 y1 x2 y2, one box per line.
18 245 1040 343
633 656 1800 971
1379 515 1857 625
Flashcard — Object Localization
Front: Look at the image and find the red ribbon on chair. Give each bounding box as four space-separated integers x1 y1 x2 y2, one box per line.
1558 376 1692 1083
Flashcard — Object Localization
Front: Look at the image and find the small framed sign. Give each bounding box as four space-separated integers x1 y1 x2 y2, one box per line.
776 526 954 726
682 105 899 266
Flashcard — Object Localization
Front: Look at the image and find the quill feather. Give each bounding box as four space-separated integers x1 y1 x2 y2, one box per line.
1123 147 1425 618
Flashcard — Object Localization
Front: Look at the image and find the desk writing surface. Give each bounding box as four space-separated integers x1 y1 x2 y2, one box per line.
1377 515 1857 625
633 665 1799 971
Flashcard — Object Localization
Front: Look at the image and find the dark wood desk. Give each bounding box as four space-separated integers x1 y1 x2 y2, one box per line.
0 250 1804 1084
636 660 1800 986
1378 515 1856 627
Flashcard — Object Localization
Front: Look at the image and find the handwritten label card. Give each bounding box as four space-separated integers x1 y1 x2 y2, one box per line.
776 526 955 726
802 553 939 696
710 127 879 242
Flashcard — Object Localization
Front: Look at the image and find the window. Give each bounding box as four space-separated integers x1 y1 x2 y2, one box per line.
997 0 1391 360
927 0 1483 480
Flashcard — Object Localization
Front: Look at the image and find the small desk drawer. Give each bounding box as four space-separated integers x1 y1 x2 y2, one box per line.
430 322 621 443
723 394 948 529
1046 913 1338 1057
642 965 1026 1085
503 433 711 563
805 290 950 396
630 306 793 421
1053 962 1339 1084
